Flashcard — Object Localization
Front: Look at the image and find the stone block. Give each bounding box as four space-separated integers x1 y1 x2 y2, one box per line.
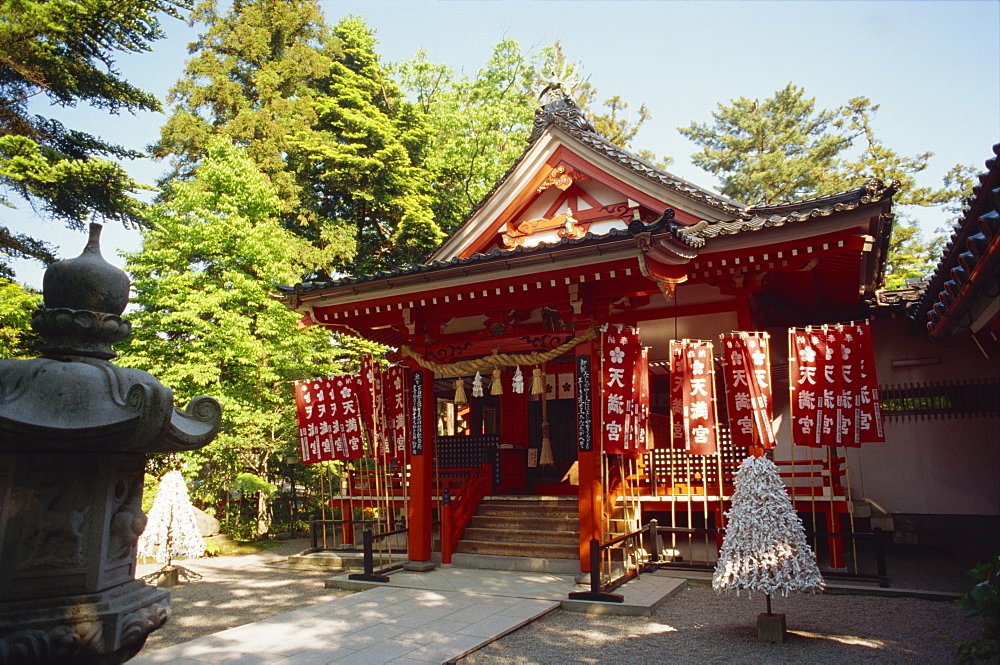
757 612 786 643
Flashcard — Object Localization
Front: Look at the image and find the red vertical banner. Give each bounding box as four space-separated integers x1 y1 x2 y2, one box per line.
601 325 640 455
329 375 364 460
294 377 338 463
790 328 823 447
849 320 885 443
384 365 410 464
791 321 885 447
371 363 389 459
669 340 719 455
719 332 775 449
359 355 377 455
627 346 650 456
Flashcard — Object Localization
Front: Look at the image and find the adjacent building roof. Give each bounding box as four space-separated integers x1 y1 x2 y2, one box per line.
912 142 1000 351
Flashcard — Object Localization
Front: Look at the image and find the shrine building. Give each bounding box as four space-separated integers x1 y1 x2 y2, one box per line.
278 97 999 576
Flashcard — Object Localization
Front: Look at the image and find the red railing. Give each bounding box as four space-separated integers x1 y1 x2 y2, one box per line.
439 464 492 564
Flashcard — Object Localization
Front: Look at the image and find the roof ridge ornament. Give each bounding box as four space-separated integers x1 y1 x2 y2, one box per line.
530 91 596 142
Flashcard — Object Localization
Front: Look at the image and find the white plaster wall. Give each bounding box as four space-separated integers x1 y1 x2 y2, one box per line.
845 316 1000 516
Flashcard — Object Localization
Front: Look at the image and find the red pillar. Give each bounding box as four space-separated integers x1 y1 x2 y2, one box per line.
576 340 603 572
407 366 436 562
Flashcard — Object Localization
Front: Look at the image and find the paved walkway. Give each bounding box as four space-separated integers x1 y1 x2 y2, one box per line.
131 566 685 665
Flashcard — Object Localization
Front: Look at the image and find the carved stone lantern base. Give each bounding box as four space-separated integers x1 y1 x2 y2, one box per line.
0 580 168 665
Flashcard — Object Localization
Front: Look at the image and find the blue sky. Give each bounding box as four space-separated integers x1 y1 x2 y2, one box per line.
8 0 999 289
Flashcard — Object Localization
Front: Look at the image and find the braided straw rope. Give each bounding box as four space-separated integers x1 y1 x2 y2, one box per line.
399 327 598 377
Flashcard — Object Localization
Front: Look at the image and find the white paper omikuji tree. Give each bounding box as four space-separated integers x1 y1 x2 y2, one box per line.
713 455 824 606
138 470 206 568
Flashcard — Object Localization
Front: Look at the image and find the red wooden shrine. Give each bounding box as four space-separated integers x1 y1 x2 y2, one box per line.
279 94 897 572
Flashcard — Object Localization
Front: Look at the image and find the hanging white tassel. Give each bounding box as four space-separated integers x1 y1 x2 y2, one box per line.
472 371 483 398
512 366 524 394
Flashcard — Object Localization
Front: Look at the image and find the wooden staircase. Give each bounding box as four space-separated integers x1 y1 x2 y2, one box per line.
451 497 580 572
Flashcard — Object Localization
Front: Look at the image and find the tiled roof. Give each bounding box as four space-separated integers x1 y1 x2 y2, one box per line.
912 143 1000 336
528 98 746 217
279 222 660 296
282 97 898 298
690 179 899 240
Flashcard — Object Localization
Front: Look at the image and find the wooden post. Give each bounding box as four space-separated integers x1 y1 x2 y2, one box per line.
407 366 436 562
576 340 603 573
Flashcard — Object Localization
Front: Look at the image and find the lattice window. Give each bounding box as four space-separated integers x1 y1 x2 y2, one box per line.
644 425 749 493
881 378 1000 420
435 434 500 469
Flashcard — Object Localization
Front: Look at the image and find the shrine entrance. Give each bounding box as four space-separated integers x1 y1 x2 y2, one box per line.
433 359 580 497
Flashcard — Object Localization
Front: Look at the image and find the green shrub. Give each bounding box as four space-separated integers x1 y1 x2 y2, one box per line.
954 554 1000 664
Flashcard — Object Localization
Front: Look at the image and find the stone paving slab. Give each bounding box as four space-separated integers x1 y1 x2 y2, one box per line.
131 567 687 664
130 586 559 665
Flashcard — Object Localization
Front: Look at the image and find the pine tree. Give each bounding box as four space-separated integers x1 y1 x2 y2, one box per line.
680 84 969 285
679 83 850 205
0 0 187 278
288 16 442 273
152 0 331 210
713 455 824 597
138 470 206 565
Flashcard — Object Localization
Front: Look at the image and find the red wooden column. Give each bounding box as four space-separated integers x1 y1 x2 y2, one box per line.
576 339 603 572
407 365 437 563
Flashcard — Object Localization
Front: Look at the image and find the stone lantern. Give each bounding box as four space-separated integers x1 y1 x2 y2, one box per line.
0 224 222 664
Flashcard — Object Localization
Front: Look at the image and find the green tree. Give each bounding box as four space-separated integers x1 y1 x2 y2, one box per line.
0 278 41 358
395 40 667 233
119 139 371 536
152 0 331 209
679 83 850 205
395 40 538 233
154 4 442 274
680 84 969 286
0 0 187 278
288 16 443 273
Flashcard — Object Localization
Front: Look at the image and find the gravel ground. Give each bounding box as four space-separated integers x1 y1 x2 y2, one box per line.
458 587 979 664
137 539 983 664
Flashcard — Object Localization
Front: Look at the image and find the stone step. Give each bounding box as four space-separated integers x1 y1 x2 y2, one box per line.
461 527 578 544
467 515 577 532
450 552 582 574
476 502 578 519
454 539 579 559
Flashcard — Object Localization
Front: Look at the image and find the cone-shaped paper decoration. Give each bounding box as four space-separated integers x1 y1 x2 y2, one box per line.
712 456 824 597
454 378 467 405
512 366 524 394
491 368 503 395
138 470 206 565
531 367 545 395
472 371 484 397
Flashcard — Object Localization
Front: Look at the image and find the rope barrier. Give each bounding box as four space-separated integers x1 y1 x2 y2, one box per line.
398 327 598 376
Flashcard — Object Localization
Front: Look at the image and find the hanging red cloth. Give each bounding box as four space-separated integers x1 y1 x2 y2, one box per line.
720 332 776 450
669 339 719 455
600 325 640 455
294 377 340 463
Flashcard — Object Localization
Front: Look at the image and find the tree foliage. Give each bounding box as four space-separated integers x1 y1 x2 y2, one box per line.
679 83 850 205
289 16 443 273
680 83 974 285
395 40 539 232
0 0 186 278
154 3 443 274
119 139 374 535
0 277 41 358
395 39 667 233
